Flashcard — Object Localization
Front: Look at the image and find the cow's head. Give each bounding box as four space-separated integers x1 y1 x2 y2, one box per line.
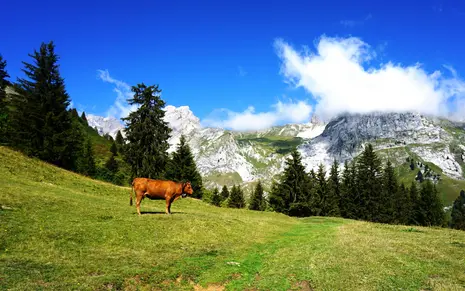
181 181 194 198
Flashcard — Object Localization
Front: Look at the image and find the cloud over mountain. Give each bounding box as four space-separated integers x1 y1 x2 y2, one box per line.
201 99 313 131
275 36 465 121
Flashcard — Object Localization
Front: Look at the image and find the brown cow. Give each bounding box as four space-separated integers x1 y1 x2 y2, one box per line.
130 178 194 215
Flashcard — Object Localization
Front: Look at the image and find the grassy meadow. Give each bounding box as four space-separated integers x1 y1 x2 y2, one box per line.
1 146 465 290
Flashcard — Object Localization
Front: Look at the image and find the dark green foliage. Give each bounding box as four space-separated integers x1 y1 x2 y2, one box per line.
80 111 88 125
70 108 79 119
115 130 124 147
417 180 445 226
220 185 230 201
314 163 339 217
105 154 118 174
268 149 311 216
326 160 341 217
227 184 245 208
356 144 383 222
408 182 420 225
210 187 221 207
249 180 266 211
121 83 171 180
340 160 358 219
80 138 96 176
410 159 415 170
393 184 410 225
165 135 203 199
0 54 10 144
450 190 465 230
416 170 424 183
110 141 117 156
10 41 83 171
380 160 397 223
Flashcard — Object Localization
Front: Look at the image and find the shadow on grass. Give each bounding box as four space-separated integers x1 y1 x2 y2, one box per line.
138 211 185 215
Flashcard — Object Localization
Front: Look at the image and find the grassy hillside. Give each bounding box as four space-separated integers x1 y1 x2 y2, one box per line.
1 146 465 290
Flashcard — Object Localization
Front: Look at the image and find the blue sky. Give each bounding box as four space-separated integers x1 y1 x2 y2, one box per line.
2 0 465 130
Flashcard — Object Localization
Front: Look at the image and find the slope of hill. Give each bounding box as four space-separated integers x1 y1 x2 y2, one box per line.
1 146 465 290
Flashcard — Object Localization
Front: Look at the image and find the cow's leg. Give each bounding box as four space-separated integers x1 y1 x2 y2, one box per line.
136 190 144 216
165 197 171 215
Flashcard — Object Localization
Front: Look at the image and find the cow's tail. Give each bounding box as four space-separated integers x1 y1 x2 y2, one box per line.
130 179 135 206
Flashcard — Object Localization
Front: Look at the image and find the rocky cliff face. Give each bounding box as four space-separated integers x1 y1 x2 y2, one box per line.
87 107 465 189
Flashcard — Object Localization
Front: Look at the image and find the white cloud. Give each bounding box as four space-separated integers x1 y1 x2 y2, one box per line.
201 99 313 131
97 69 139 119
274 36 465 121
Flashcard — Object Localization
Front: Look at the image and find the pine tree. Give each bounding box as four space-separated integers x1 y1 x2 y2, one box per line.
314 163 339 216
380 160 397 223
418 180 444 226
228 185 245 208
356 144 383 222
268 149 311 216
416 170 424 183
327 160 341 217
165 135 203 198
393 183 410 225
81 138 96 176
450 190 465 230
122 83 171 179
0 54 10 144
249 180 266 211
220 185 230 202
110 141 118 156
80 111 88 125
10 41 82 170
105 154 119 174
408 182 420 225
210 187 221 207
115 130 124 146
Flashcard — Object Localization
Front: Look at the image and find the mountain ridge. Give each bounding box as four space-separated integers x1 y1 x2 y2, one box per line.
86 106 465 204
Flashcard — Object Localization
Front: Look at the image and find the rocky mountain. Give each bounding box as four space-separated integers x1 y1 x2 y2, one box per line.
87 106 465 202
87 114 124 139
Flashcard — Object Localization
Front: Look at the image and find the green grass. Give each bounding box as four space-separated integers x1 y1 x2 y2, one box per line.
1 146 465 290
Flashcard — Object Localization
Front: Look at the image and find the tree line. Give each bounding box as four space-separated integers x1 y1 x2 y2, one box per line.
0 42 204 198
209 144 465 230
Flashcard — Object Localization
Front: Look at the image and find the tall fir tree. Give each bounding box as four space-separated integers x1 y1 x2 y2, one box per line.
80 138 96 177
228 184 245 208
110 141 118 156
314 163 339 216
356 144 383 222
450 190 465 230
408 181 420 225
380 160 397 223
418 180 444 226
393 183 410 225
10 41 82 170
115 130 124 147
268 149 311 216
0 54 11 144
340 160 358 219
210 187 221 207
80 111 88 125
249 180 266 211
220 185 230 202
165 135 203 198
121 83 171 179
327 160 341 217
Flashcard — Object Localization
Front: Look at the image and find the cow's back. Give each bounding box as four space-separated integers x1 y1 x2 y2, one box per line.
133 178 180 198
